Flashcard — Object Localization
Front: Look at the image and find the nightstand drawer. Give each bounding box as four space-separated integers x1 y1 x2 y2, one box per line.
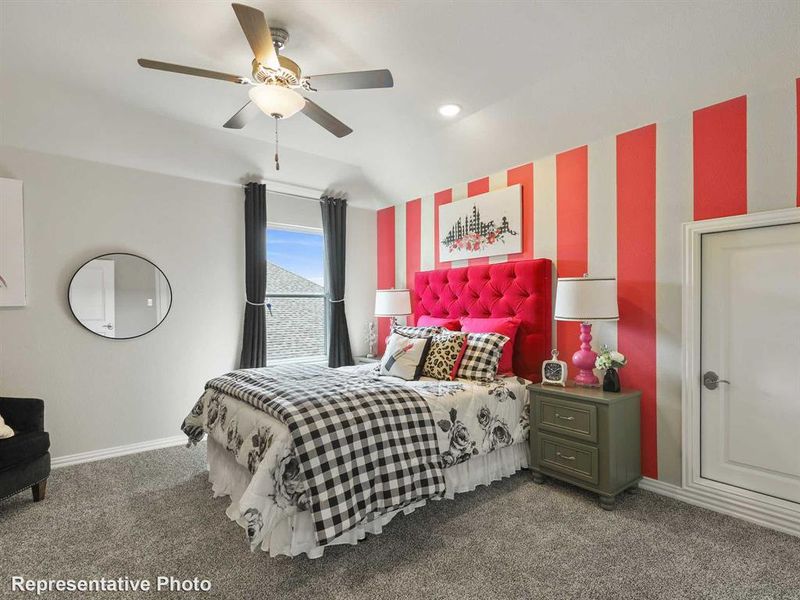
538 433 599 484
536 396 598 443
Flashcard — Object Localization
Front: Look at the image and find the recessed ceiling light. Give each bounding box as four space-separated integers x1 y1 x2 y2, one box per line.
438 103 461 117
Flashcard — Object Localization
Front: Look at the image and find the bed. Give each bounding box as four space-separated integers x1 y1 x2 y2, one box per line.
183 259 552 558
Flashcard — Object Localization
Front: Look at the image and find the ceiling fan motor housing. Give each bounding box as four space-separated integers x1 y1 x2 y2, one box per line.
251 55 301 86
269 27 289 50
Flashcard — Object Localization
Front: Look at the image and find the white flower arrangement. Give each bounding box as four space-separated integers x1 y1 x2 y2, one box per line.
595 345 627 370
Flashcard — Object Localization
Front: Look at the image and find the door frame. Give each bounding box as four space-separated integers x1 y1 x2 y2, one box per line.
682 206 800 536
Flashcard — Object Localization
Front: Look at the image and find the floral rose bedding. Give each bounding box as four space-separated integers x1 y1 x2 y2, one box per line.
182 363 529 550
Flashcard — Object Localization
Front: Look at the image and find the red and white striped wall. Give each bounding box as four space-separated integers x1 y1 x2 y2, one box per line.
377 77 800 482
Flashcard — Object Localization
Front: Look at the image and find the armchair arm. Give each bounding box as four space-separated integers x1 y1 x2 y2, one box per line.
0 397 45 433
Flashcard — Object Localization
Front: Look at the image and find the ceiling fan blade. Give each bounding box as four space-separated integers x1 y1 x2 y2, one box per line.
231 3 280 70
305 69 394 91
301 98 353 138
137 59 248 84
223 101 262 129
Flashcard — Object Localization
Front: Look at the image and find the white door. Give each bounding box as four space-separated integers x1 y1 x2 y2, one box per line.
69 259 115 337
700 223 800 503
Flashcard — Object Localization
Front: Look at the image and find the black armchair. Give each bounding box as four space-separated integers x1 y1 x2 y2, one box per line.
0 397 51 502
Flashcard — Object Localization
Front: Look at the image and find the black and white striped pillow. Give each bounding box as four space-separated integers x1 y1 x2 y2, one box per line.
391 325 442 339
456 332 510 382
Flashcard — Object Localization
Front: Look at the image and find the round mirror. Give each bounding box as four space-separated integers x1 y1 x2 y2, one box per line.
68 253 172 339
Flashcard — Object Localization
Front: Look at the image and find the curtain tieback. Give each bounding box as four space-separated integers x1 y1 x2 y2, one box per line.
245 299 268 306
327 297 345 303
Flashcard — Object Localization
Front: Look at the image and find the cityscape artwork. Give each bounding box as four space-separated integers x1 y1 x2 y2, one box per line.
438 184 522 262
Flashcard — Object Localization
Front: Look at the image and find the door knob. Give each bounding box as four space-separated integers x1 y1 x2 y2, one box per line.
101 323 114 330
703 370 730 390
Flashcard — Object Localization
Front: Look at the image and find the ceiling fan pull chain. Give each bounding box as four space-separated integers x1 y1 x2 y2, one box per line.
274 116 280 171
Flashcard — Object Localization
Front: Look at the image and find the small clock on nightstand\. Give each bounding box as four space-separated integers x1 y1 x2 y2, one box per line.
541 349 568 386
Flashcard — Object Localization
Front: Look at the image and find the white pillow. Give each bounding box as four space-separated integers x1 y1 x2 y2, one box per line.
380 333 431 380
0 413 14 439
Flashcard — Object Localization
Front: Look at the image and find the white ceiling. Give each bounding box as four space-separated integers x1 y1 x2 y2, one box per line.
1 1 798 207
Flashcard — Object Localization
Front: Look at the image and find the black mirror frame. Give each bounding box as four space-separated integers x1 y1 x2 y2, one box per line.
67 252 173 341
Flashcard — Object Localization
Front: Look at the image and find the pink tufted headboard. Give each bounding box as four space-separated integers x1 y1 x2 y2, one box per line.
413 259 553 382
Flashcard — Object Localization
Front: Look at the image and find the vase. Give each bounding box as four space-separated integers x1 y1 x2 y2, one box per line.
603 367 621 392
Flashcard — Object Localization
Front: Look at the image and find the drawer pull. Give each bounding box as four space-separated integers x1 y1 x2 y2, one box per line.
555 413 575 421
556 452 576 461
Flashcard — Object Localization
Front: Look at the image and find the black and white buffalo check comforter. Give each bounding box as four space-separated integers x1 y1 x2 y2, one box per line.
182 364 445 545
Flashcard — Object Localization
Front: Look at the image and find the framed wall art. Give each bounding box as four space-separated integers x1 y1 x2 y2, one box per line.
0 177 26 307
438 184 521 262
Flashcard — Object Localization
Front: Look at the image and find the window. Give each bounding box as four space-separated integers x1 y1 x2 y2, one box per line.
265 225 327 364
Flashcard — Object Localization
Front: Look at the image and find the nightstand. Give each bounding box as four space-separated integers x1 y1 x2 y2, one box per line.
354 356 380 364
527 383 641 510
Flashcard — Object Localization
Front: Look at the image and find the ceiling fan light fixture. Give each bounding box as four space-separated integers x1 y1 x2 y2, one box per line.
248 84 305 119
438 103 461 117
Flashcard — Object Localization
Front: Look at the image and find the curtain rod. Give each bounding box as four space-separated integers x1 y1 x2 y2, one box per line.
242 186 346 203
240 178 324 199
264 189 319 202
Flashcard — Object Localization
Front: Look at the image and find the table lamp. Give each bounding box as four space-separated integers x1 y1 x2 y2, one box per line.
554 275 619 386
375 289 412 332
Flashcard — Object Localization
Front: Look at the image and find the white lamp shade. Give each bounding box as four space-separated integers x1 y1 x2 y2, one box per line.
375 289 412 316
248 84 306 119
554 277 619 322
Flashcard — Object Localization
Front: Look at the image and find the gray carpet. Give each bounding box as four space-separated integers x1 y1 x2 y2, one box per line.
1 444 798 600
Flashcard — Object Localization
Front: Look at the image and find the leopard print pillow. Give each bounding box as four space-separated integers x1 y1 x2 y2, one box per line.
423 332 468 380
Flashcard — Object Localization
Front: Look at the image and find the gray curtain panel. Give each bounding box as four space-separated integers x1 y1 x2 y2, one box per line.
239 182 267 369
320 195 354 367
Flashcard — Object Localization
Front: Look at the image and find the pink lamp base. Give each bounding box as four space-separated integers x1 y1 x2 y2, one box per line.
572 322 599 386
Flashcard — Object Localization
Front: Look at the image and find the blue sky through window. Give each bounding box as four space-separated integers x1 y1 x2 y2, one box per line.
266 227 325 286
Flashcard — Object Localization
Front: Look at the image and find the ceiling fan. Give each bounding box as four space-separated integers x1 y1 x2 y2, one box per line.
137 3 393 168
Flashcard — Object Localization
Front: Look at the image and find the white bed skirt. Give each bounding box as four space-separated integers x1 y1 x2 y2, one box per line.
207 439 529 558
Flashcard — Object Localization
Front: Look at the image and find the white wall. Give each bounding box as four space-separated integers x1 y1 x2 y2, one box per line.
344 205 377 357
0 146 244 459
0 146 377 460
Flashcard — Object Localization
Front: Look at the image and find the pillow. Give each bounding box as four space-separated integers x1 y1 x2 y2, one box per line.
0 414 14 440
456 332 510 382
380 334 432 380
417 315 462 331
461 317 521 375
391 324 441 338
422 332 468 380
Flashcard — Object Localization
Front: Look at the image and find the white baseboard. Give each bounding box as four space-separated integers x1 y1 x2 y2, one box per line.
639 477 800 538
51 435 187 469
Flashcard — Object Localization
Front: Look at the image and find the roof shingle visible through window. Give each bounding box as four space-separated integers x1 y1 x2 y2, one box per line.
265 261 326 362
